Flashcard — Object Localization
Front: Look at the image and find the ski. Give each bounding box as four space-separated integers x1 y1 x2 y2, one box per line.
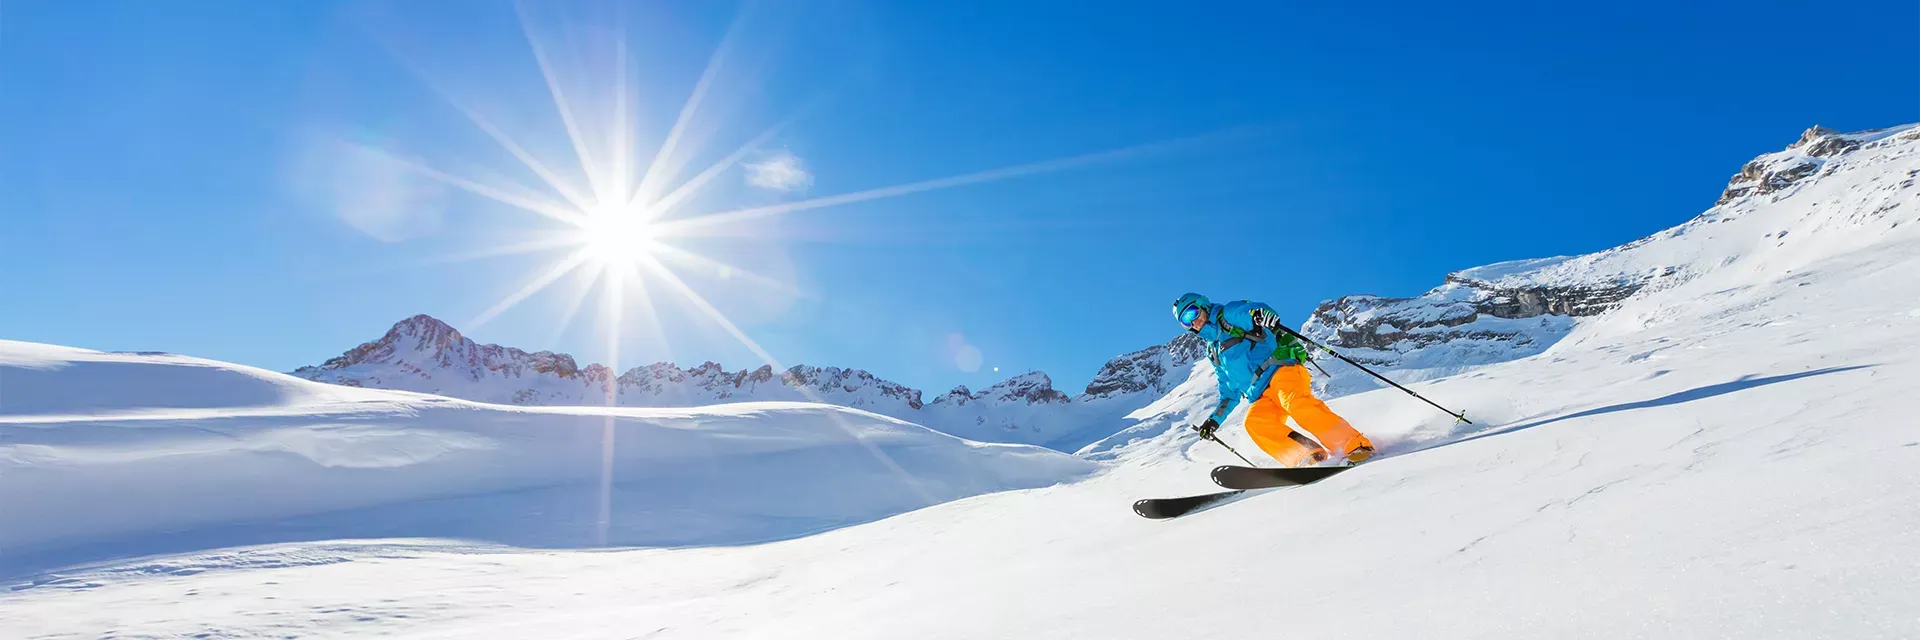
1132 490 1246 519
1210 464 1355 490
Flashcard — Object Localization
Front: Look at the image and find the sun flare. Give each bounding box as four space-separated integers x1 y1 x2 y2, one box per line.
371 3 1205 383
344 2 1220 545
578 208 656 267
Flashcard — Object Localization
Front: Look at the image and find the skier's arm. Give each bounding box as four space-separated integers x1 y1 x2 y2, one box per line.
1221 300 1282 332
1209 366 1241 424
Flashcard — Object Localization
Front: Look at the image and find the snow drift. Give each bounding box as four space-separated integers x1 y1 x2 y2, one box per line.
0 342 1095 578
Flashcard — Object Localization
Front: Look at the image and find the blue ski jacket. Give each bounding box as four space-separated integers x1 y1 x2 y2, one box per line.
1194 300 1310 423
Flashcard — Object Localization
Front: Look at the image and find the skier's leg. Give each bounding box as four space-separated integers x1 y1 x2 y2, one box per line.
1269 364 1373 459
1243 389 1327 468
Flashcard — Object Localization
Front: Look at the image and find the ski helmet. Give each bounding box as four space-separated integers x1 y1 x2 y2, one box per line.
1172 292 1209 328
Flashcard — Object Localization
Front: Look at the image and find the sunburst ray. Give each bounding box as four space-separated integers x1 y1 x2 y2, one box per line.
645 241 796 296
630 8 749 211
637 254 934 504
351 142 586 226
346 2 1250 525
409 234 583 269
544 261 606 347
641 119 789 221
653 130 1248 237
516 0 608 205
467 249 595 329
382 47 599 214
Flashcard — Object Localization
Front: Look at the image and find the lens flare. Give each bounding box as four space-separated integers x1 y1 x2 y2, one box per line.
349 0 1237 545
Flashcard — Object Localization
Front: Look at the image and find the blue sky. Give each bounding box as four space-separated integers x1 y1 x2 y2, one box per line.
3 0 1915 395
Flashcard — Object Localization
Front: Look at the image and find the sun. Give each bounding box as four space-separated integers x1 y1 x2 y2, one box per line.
341 4 1227 545
366 3 1214 358
578 206 656 268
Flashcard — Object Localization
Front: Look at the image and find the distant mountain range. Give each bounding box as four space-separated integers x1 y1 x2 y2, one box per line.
298 124 1913 449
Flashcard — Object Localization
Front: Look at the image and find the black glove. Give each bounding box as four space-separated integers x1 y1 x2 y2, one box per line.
1191 418 1220 440
1249 307 1282 331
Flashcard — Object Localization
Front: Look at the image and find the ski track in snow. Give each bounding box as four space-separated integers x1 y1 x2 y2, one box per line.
6 124 1920 638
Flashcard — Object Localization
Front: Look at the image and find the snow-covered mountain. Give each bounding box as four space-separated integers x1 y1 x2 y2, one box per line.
11 122 1920 639
1297 123 1920 395
294 124 1919 452
8 123 1920 639
295 316 1204 451
294 315 926 413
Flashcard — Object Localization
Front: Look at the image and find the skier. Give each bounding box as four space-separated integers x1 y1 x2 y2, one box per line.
1173 292 1375 467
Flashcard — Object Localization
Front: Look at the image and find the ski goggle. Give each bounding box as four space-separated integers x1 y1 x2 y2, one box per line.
1178 304 1204 328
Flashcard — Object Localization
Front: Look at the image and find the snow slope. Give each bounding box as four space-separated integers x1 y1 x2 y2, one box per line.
0 344 1095 578
6 123 1920 638
1299 124 1920 396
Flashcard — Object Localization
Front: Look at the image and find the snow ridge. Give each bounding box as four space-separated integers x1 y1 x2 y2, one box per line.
1297 123 1920 394
296 316 1204 451
296 314 926 414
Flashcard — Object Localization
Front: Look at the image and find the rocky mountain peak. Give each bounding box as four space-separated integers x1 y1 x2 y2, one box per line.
304 314 465 372
1789 125 1839 148
982 371 1069 405
1079 333 1205 400
525 351 582 379
933 385 974 406
782 365 924 409
1166 333 1205 365
1718 124 1878 205
297 314 939 414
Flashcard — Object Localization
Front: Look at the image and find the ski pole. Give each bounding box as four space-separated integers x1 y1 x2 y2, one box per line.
1273 323 1473 425
1204 432 1256 466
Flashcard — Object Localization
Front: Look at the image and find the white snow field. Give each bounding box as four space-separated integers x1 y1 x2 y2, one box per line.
0 342 1094 580
5 124 1920 638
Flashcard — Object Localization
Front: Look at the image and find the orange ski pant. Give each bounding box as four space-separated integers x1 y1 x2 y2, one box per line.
1244 364 1372 467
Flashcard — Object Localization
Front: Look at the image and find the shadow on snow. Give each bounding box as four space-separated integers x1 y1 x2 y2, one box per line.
1424 365 1874 454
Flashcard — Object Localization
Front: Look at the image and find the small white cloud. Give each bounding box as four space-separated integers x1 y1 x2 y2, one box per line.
744 150 813 193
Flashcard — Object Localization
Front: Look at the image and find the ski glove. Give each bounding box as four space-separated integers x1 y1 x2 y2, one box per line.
1249 307 1281 331
1191 418 1221 440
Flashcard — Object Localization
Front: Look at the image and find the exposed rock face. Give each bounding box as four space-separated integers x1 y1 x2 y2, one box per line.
933 386 974 407
1796 125 1863 157
304 315 604 386
991 372 1070 404
1304 122 1912 383
933 371 1068 407
1308 275 1645 357
294 315 922 413
1719 157 1821 205
1081 333 1204 399
1463 277 1644 319
1718 125 1886 205
784 365 925 410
